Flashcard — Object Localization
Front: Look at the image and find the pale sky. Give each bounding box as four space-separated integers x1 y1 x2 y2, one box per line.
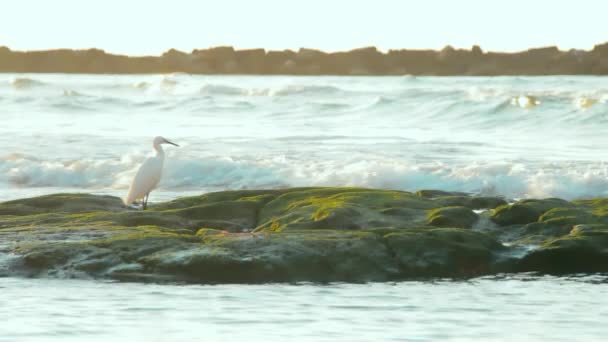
1 0 606 55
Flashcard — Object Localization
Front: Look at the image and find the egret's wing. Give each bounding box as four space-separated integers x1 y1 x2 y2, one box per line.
123 157 163 205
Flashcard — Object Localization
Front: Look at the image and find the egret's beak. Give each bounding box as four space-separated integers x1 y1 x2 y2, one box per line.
164 139 179 147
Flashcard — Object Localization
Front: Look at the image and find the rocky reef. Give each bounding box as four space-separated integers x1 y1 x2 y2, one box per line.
0 187 606 283
1 43 608 75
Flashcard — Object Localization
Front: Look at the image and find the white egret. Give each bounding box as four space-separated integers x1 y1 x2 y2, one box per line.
123 136 179 210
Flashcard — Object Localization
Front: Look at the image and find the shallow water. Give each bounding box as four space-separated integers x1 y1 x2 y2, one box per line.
2 74 608 202
1 274 607 342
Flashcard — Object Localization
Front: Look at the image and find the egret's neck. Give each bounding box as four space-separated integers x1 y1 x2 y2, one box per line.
153 143 165 158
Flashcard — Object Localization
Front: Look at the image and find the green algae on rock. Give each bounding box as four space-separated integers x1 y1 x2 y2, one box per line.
0 193 126 216
1 188 606 283
538 207 600 227
491 198 574 226
385 228 503 277
142 230 399 283
430 196 507 210
516 224 608 274
255 188 436 232
426 206 478 229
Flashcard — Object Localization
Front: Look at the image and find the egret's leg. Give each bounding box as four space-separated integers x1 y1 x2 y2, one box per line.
143 194 149 210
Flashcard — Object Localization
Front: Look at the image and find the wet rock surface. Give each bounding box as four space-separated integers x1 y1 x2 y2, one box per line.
1 188 606 283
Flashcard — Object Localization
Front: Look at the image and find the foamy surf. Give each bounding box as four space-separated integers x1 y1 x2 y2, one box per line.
512 95 541 109
3 151 608 201
9 77 45 89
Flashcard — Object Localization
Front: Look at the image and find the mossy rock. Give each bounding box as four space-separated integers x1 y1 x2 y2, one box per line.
15 225 500 282
491 198 575 226
415 190 469 199
10 223 196 277
572 198 608 220
139 230 399 283
0 192 271 233
195 228 226 237
432 196 507 210
520 222 572 239
255 188 435 232
426 206 478 228
164 200 260 232
4 190 608 282
570 224 608 236
152 189 282 210
516 228 608 274
0 193 125 216
538 207 598 227
385 228 503 277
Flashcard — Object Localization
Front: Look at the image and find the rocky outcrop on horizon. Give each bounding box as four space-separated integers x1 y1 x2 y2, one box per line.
1 43 608 75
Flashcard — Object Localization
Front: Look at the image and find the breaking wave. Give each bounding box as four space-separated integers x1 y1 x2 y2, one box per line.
3 153 608 200
197 84 349 97
200 84 248 96
9 77 46 89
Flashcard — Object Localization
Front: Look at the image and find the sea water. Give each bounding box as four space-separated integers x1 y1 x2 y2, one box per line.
0 274 607 341
1 74 608 202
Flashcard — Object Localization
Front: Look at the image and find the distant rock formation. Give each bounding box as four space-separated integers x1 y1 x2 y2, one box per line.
1 43 608 75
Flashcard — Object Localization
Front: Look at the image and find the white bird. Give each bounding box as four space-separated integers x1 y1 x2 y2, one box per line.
123 136 178 210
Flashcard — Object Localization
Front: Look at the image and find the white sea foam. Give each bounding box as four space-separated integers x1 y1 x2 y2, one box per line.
269 85 344 96
62 89 83 97
197 83 348 97
512 95 540 109
133 81 151 90
9 77 45 89
3 152 608 201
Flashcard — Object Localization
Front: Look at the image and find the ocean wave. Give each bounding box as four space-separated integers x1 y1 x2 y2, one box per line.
10 77 45 89
3 153 608 200
312 102 353 111
62 89 84 97
197 83 348 97
574 97 598 109
511 95 541 109
371 96 396 106
464 86 608 110
466 86 508 101
270 85 344 96
161 76 178 90
133 81 151 90
200 84 248 96
347 95 399 113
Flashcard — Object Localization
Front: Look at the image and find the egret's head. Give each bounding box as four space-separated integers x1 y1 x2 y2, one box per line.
153 136 179 147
